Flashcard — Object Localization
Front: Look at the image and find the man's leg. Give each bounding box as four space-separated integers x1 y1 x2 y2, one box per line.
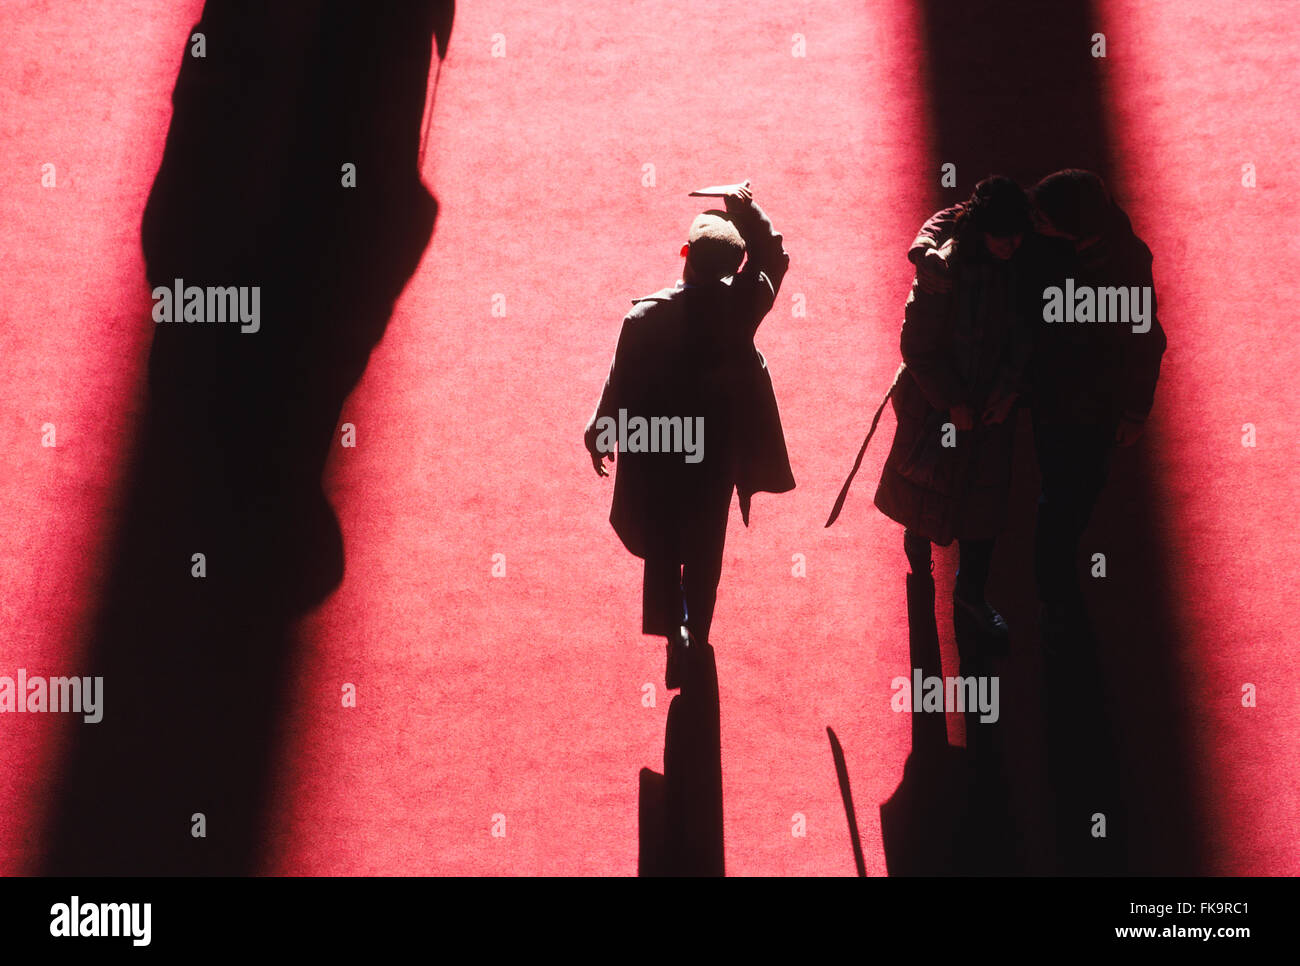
955 537 995 601
1032 420 1122 873
953 536 1009 643
645 553 691 690
643 554 682 638
681 479 733 648
1033 420 1113 641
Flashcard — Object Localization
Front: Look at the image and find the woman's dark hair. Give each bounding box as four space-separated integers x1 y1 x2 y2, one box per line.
1030 169 1114 239
956 175 1031 238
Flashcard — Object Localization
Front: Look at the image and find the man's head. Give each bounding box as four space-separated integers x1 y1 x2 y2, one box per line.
680 210 745 283
967 175 1031 260
1030 169 1113 246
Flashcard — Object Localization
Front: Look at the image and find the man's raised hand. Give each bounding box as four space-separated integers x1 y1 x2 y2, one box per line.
723 180 753 210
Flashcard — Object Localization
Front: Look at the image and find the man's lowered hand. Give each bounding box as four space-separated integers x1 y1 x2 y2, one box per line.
585 420 614 477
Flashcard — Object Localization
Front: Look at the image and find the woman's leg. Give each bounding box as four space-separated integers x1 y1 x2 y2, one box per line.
903 528 932 575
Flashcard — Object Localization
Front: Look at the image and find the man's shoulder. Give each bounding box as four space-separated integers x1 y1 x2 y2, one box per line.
630 285 682 306
624 286 685 323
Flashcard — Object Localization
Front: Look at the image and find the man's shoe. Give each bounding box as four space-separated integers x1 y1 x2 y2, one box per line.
665 625 691 690
954 592 1010 642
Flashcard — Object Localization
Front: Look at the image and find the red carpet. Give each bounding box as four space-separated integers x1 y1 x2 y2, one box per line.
1 0 1296 875
1095 0 1300 875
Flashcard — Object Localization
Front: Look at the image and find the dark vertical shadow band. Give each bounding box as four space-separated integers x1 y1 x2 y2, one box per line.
913 0 1202 874
40 0 455 875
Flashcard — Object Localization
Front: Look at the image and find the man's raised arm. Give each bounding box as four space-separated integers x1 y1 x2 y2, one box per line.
724 184 790 332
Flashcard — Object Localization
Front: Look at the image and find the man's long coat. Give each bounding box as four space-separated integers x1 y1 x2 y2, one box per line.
589 200 795 559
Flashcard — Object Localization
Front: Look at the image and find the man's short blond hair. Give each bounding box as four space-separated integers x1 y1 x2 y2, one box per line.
687 210 745 280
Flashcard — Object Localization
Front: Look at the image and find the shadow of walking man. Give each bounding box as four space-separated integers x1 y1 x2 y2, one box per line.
639 644 724 877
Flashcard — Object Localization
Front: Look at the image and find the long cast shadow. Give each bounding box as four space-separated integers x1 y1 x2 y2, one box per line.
881 568 1019 875
880 570 970 875
40 0 454 875
917 0 1201 874
638 644 724 877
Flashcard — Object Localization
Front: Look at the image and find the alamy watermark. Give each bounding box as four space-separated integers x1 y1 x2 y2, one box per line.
1042 279 1153 333
0 669 103 723
590 409 704 464
152 278 260 334
50 897 150 947
891 668 999 723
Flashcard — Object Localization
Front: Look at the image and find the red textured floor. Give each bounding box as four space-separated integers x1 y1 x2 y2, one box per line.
1094 0 1300 876
2 0 1297 876
0 0 206 872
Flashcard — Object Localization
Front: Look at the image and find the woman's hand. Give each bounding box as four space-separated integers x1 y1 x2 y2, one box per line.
982 390 1018 425
916 239 955 294
1115 417 1144 447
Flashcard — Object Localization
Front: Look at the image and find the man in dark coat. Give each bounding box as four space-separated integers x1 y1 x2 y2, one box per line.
876 177 1034 640
584 181 795 688
1027 170 1166 637
911 170 1167 640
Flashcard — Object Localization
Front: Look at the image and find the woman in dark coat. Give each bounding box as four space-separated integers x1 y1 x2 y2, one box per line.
874 176 1033 639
